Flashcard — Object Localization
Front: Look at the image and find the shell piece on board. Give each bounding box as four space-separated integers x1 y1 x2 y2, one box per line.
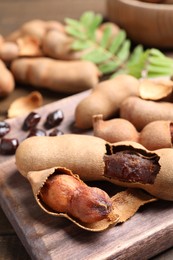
8 91 43 118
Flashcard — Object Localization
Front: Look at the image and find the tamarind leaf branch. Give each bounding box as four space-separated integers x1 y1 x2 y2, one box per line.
65 11 173 79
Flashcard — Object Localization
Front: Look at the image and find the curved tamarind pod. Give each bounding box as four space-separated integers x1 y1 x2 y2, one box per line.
139 120 173 150
11 58 100 94
0 59 15 97
120 96 173 131
75 74 139 129
27 166 119 232
16 134 173 200
92 115 139 143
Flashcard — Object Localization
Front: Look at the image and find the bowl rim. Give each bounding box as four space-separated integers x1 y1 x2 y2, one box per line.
116 0 173 10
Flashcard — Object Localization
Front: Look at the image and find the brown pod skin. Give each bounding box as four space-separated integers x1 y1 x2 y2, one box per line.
75 74 139 129
120 96 173 131
11 58 100 94
93 115 139 143
39 173 112 224
0 59 15 97
15 134 173 201
139 120 173 150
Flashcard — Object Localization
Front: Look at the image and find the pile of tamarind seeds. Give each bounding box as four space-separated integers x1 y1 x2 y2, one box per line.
1 19 173 232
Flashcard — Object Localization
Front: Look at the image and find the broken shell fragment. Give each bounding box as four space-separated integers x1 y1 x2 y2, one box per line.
27 166 119 232
139 78 173 101
8 91 43 118
17 36 42 57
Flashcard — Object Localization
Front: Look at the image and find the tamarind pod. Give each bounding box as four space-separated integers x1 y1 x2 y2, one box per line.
15 134 107 179
75 74 139 129
27 166 119 232
6 20 65 43
120 96 173 131
93 115 139 143
139 120 173 150
15 134 173 201
0 59 15 97
93 115 173 150
0 42 19 62
42 30 86 60
11 58 100 94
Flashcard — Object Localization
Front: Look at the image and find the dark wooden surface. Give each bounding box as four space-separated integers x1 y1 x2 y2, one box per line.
0 1 173 259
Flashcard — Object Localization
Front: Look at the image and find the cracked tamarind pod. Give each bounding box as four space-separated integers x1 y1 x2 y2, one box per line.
15 134 173 201
27 166 119 232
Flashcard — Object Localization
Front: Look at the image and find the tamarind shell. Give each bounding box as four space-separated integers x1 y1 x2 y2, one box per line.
27 166 119 232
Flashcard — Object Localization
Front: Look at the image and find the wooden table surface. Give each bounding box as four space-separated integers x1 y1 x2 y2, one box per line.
0 1 173 259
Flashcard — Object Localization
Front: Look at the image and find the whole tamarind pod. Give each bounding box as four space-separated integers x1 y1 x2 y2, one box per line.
6 20 65 43
0 59 15 97
11 57 100 94
93 114 139 143
15 134 173 201
75 74 139 129
93 116 173 150
42 30 86 60
120 96 173 130
139 120 173 150
0 42 19 62
27 166 119 232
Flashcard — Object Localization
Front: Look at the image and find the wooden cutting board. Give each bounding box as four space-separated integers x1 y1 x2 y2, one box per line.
0 90 173 260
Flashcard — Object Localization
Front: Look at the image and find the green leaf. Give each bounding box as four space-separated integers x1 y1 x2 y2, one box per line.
109 30 126 54
65 18 82 30
71 40 92 51
127 45 144 66
111 69 128 78
100 25 112 48
80 11 95 26
65 26 86 40
99 61 120 74
116 39 130 61
82 48 112 64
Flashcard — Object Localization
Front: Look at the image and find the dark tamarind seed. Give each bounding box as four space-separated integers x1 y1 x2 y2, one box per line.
49 128 64 136
27 128 46 138
44 109 64 129
22 112 41 131
0 121 10 137
0 138 19 155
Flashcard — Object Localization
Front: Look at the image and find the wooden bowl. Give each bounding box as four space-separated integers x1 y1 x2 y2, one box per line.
107 0 173 49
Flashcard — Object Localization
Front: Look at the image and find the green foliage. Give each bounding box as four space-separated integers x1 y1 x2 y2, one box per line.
65 11 173 79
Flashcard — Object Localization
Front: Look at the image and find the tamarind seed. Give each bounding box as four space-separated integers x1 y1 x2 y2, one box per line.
27 128 46 138
0 138 19 155
49 128 64 136
22 112 41 131
0 121 10 137
44 109 64 129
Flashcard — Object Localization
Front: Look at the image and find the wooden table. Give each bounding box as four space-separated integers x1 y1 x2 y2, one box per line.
0 1 173 259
